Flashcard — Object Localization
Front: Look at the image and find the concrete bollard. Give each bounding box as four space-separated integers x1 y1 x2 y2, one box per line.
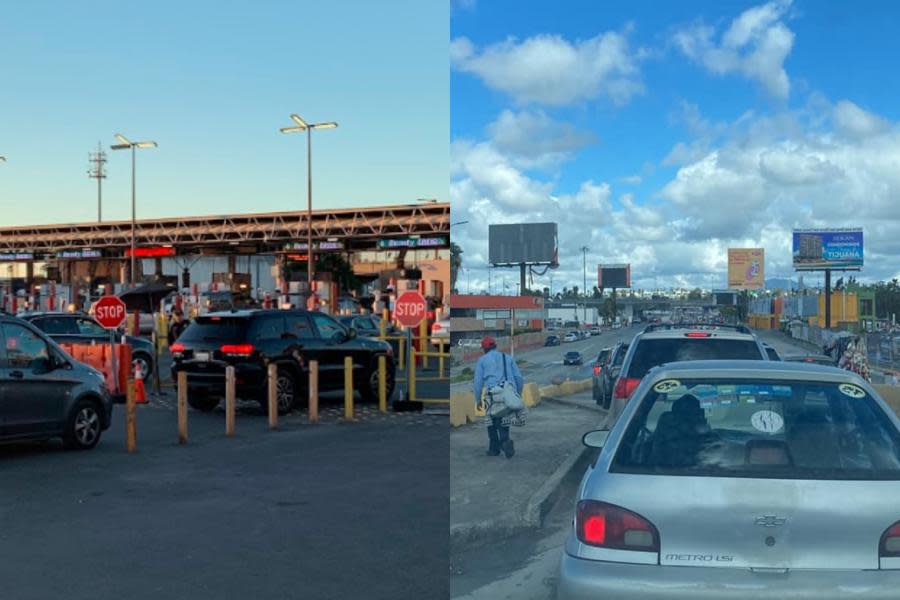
177 371 188 444
344 356 354 420
225 365 236 436
308 360 319 424
126 377 137 453
378 355 387 413
267 362 278 430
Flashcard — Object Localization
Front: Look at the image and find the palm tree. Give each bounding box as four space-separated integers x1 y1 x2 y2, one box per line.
450 242 463 293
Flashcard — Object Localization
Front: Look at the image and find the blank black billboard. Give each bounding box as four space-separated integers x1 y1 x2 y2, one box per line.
489 223 558 265
598 264 630 289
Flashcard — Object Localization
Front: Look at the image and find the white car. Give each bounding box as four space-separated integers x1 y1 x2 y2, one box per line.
590 326 601 335
564 332 579 343
431 316 450 347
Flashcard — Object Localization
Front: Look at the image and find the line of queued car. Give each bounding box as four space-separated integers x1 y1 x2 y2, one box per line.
560 322 900 598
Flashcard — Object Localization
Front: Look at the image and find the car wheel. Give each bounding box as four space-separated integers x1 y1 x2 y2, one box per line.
63 399 103 450
132 353 152 379
360 358 395 403
270 368 297 414
188 391 220 412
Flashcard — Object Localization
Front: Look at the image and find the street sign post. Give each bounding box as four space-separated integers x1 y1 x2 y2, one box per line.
94 295 127 396
394 291 428 403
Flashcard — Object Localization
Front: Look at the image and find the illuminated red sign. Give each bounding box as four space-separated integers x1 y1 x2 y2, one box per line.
125 246 175 258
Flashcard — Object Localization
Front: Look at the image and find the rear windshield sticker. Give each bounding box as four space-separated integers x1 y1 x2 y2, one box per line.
750 410 784 434
653 380 681 393
839 384 866 399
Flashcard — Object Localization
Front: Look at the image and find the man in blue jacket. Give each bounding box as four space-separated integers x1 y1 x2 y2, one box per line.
474 336 524 458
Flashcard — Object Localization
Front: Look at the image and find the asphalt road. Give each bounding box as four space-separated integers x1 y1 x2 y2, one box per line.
0 404 448 600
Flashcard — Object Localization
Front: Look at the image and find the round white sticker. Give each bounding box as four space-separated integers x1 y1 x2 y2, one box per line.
653 380 681 393
750 410 784 434
839 384 866 399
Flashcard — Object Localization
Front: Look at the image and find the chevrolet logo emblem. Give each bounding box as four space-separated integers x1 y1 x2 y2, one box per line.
755 515 787 527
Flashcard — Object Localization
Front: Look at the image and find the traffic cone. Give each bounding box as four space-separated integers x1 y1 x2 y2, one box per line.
134 362 148 404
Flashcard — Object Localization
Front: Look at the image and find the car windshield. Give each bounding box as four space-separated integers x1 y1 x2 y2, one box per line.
177 316 249 343
627 338 763 378
611 378 900 480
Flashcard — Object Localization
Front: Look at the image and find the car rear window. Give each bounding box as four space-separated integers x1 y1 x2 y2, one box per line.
177 316 249 343
627 338 763 378
611 379 900 480
612 346 627 366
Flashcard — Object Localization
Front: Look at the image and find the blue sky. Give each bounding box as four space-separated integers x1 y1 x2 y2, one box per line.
0 0 447 226
451 0 900 292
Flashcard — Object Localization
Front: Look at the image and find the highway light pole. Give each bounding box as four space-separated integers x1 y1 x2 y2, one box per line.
111 134 157 287
280 114 338 295
581 246 589 324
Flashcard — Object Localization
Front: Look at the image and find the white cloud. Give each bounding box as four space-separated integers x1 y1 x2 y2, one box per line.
619 175 642 185
486 109 596 168
833 100 889 139
450 31 644 106
673 0 794 98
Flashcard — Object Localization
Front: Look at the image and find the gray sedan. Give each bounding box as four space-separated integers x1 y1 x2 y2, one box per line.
558 360 900 599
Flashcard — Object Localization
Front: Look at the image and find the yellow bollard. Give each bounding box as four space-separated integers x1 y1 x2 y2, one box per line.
398 336 405 371
378 355 387 413
419 319 429 369
344 356 354 420
439 350 445 379
177 371 188 444
225 365 236 436
267 362 278 430
126 377 137 453
381 308 389 338
409 348 417 402
308 360 319 423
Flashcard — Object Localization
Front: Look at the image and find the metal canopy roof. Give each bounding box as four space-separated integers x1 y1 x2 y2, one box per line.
0 202 449 253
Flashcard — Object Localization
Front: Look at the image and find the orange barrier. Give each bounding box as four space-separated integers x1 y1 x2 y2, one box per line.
134 361 148 404
59 343 133 398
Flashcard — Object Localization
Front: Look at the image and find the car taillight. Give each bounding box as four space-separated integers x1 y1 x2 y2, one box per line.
170 343 185 354
576 500 659 551
880 522 900 557
613 377 640 400
593 364 601 377
220 344 254 356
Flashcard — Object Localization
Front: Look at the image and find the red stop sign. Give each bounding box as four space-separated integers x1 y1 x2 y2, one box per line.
94 296 127 329
394 291 427 328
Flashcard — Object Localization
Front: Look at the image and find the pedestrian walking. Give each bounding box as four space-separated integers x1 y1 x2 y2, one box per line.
473 336 524 458
167 308 189 346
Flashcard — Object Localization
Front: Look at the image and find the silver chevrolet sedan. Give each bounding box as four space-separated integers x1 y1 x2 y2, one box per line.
558 360 900 599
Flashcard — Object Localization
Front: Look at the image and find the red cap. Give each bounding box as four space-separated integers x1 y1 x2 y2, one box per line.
481 336 496 350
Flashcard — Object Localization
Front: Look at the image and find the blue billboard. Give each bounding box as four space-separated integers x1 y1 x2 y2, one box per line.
792 228 863 271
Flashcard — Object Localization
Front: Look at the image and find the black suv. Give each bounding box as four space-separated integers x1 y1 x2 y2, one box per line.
21 312 155 377
171 309 396 414
597 342 629 409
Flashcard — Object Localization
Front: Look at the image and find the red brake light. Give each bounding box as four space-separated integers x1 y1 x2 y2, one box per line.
613 377 641 400
685 332 712 338
220 344 255 356
170 342 185 354
576 501 659 551
880 522 900 557
593 364 601 377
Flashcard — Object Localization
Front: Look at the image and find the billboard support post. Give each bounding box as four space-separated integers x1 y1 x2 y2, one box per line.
825 269 832 330
519 264 526 297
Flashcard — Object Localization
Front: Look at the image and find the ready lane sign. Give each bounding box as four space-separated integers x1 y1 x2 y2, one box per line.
394 291 428 328
94 296 127 329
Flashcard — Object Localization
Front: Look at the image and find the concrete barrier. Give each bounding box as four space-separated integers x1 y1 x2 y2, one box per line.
452 378 594 427
450 391 477 427
522 382 541 408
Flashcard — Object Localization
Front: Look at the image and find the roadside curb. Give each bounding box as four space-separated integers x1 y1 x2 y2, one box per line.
524 439 596 527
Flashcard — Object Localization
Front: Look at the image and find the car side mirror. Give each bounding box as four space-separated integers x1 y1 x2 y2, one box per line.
582 429 610 449
348 327 357 340
332 330 349 344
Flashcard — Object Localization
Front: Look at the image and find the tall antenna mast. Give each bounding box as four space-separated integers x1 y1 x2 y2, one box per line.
87 141 107 222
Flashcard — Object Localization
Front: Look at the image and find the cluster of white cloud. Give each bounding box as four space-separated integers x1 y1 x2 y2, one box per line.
673 0 795 99
450 31 644 106
451 1 900 293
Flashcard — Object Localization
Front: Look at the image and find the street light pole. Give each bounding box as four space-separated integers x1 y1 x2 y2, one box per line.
111 134 157 287
580 246 589 324
280 114 338 302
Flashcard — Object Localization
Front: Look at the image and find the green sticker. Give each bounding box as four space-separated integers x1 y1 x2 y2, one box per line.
839 384 866 399
653 379 681 393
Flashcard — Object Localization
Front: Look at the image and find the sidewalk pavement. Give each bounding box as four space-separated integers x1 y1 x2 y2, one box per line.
450 389 603 550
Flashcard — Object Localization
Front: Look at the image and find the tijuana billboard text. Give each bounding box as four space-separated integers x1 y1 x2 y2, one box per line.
727 248 765 290
792 228 863 271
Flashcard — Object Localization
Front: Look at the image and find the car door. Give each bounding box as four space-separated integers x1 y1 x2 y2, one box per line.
0 322 69 437
309 312 353 389
282 313 316 376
